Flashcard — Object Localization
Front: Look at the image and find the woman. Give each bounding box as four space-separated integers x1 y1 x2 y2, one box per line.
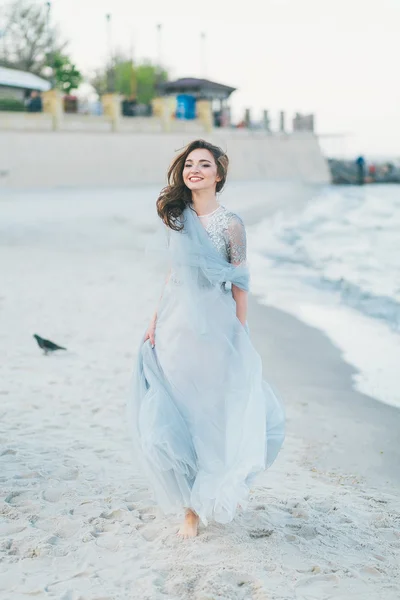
130 139 285 538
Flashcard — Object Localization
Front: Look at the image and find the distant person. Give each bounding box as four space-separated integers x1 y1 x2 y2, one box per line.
368 164 377 182
27 90 43 113
383 162 395 182
128 139 285 538
355 155 365 185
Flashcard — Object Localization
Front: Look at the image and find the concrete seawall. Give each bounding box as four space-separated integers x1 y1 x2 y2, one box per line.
0 130 330 189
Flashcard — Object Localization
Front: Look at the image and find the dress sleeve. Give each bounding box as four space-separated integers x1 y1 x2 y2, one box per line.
227 214 247 266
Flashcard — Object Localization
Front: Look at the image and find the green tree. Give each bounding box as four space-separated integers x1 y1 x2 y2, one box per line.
135 61 168 105
0 0 66 76
90 56 168 104
114 55 135 98
52 52 82 94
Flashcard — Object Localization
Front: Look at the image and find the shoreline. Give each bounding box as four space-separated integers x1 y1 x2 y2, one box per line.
244 182 400 412
248 294 400 491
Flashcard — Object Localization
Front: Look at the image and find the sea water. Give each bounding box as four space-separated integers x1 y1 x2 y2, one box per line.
248 184 400 408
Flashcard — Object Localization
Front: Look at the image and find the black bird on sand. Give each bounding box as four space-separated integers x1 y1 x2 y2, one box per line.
33 334 67 355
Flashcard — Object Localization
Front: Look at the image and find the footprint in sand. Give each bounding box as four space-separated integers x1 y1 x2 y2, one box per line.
295 573 340 598
139 512 157 523
291 508 309 519
95 533 121 551
99 508 128 521
13 470 43 480
360 566 384 577
139 525 160 542
42 486 67 503
33 516 80 539
60 591 78 600
125 503 141 517
0 523 26 536
5 490 27 505
297 524 318 540
53 466 79 481
46 535 61 546
98 508 140 528
285 533 300 543
194 570 257 600
1 448 16 456
249 528 274 539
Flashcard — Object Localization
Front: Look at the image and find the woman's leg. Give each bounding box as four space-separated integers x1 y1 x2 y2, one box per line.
177 509 199 538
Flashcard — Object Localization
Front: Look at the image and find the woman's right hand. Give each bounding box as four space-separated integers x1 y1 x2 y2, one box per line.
144 318 156 348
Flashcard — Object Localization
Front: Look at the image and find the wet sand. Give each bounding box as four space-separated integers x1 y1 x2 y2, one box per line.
249 298 400 488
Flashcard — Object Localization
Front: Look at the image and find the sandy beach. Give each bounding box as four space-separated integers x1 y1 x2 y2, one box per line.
1 182 399 600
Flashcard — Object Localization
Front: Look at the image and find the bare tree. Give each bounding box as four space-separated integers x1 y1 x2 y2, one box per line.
89 67 109 97
0 0 66 75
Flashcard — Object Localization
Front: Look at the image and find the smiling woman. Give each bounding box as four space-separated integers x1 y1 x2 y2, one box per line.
128 139 285 539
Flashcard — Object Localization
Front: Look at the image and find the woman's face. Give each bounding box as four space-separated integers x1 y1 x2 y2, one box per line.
182 148 221 191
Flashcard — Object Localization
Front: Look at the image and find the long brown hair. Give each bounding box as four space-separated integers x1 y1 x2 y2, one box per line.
156 139 229 231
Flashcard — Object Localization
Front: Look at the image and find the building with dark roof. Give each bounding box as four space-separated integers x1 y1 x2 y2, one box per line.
158 77 236 126
159 77 236 101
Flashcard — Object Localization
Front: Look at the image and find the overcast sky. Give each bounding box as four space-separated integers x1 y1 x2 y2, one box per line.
5 0 400 157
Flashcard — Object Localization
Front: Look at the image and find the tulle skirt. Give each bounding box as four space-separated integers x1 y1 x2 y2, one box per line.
129 280 285 525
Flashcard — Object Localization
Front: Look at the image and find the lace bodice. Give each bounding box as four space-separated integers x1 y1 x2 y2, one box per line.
198 205 247 265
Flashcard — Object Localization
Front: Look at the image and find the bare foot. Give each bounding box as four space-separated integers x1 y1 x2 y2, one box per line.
177 509 199 539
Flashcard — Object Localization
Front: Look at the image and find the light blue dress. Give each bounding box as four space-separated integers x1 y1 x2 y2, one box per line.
130 204 285 525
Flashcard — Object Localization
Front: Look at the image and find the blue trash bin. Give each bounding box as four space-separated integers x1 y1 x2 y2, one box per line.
176 94 196 120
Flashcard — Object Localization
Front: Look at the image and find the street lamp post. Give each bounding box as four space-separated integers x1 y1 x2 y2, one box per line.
156 24 162 69
156 23 163 91
200 32 206 78
105 13 115 92
156 23 164 93
129 35 137 102
45 1 55 88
